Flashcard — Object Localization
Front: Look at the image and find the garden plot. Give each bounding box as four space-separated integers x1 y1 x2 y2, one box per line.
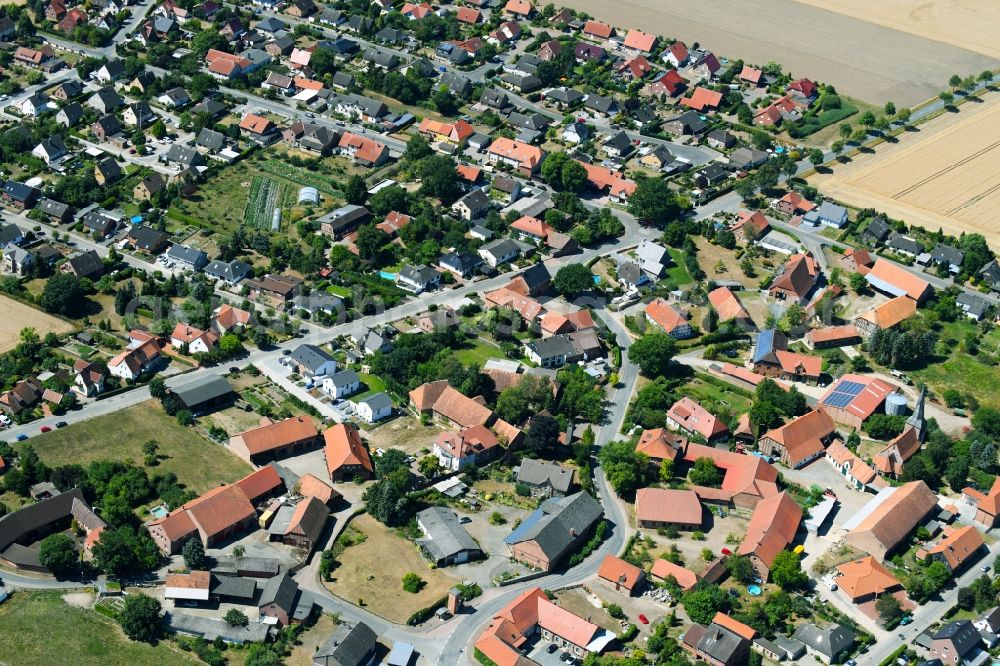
244 176 286 230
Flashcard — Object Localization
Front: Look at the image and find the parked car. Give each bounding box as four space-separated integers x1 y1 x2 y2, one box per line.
40 425 51 433
638 614 649 624
55 421 68 428
16 433 28 441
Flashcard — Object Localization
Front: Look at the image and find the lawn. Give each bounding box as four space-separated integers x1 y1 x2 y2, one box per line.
0 591 198 666
909 319 1000 409
354 372 387 401
453 336 504 367
684 374 753 414
25 401 251 494
323 514 459 623
665 248 693 285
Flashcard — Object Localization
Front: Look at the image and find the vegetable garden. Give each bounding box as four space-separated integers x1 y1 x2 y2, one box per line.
243 176 283 229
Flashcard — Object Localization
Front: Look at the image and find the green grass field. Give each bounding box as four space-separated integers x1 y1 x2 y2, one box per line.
910 320 1000 409
453 337 504 367
665 248 693 285
0 591 199 666
25 401 251 494
354 372 387 401
685 375 752 415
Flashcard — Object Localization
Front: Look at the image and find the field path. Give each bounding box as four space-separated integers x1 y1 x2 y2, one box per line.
558 0 998 105
810 93 1000 249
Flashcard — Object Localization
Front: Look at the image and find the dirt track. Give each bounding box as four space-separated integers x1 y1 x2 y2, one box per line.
811 93 1000 250
559 0 998 105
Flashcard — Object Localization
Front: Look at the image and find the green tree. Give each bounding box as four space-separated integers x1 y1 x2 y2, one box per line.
807 148 824 167
41 273 86 316
552 264 594 298
418 455 440 478
405 133 432 161
689 457 722 487
627 177 685 227
770 550 808 589
725 554 755 583
149 120 166 139
402 572 424 593
374 448 409 478
627 334 678 377
524 414 561 453
182 538 206 570
875 594 903 625
344 174 367 205
191 29 227 57
39 533 78 578
682 583 730 625
418 154 461 203
849 271 867 294
560 159 587 192
119 594 162 643
939 91 955 105
597 440 649 495
883 101 896 116
224 609 249 627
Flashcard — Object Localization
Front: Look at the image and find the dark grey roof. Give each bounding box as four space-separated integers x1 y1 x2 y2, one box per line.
456 188 489 211
326 368 359 389
888 233 922 255
506 491 602 561
100 60 126 78
165 143 205 167
480 88 509 108
933 621 980 658
697 624 747 663
398 264 439 285
210 574 256 600
88 87 121 110
3 180 38 202
584 94 616 114
191 98 227 117
864 216 891 242
517 262 551 292
204 259 252 282
92 114 122 136
314 622 378 666
196 127 225 151
357 392 392 411
331 71 355 89
374 27 403 43
66 250 104 277
36 198 70 219
546 87 584 105
363 47 400 69
0 223 21 245
416 506 481 562
256 16 287 32
507 111 549 131
667 109 708 133
792 623 855 660
129 225 168 250
516 459 573 493
166 244 208 266
440 71 473 96
259 572 299 612
318 204 372 233
958 292 989 319
167 612 270 643
439 251 482 273
931 243 964 267
171 375 235 409
980 259 1000 285
0 488 102 552
603 130 632 153
57 101 84 125
290 344 336 372
95 157 122 181
480 238 520 259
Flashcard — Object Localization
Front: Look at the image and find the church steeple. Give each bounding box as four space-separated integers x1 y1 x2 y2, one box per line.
907 387 926 442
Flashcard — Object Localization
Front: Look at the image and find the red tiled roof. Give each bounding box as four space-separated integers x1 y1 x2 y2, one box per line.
667 397 730 440
739 65 762 84
234 465 283 502
236 416 318 456
836 556 902 601
188 485 255 539
635 488 702 526
324 424 373 475
645 298 688 334
650 559 698 589
708 286 750 322
636 428 684 461
681 86 723 111
598 555 644 590
623 29 656 52
712 612 758 640
582 20 613 39
736 491 802 569
761 409 834 467
867 259 932 301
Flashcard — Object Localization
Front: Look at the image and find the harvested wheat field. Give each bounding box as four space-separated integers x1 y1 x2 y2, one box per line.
811 94 1000 249
794 0 1000 60
0 295 76 352
559 0 998 105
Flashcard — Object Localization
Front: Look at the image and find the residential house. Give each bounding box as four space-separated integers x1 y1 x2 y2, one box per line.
258 573 315 627
929 621 982 666
622 29 656 54
854 295 918 337
574 42 606 64
793 624 855 665
211 304 250 334
336 132 389 167
818 374 899 430
478 238 521 267
682 617 753 666
681 86 723 112
434 424 502 472
415 506 482 566
751 329 823 384
321 369 361 401
730 210 770 241
3 181 40 210
128 225 169 254
598 555 645 595
313 623 378 666
354 393 392 424
644 299 693 339
170 323 217 354
708 287 755 330
62 250 104 279
931 243 965 274
835 555 905 603
648 70 688 98
91 114 123 141
396 264 441 294
485 137 544 176
758 408 835 468
204 259 252 285
94 157 123 185
515 459 574 498
55 102 84 128
32 135 67 166
662 110 707 136
410 380 494 429
667 397 729 442
318 205 372 239
133 174 166 201
919 525 984 573
289 344 337 379
803 201 849 228
165 245 208 272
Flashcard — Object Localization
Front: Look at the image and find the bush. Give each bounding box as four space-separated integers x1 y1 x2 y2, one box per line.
402 572 425 593
488 511 507 526
606 603 625 619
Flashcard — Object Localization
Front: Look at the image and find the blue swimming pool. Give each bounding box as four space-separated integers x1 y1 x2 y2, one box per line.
379 271 396 281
